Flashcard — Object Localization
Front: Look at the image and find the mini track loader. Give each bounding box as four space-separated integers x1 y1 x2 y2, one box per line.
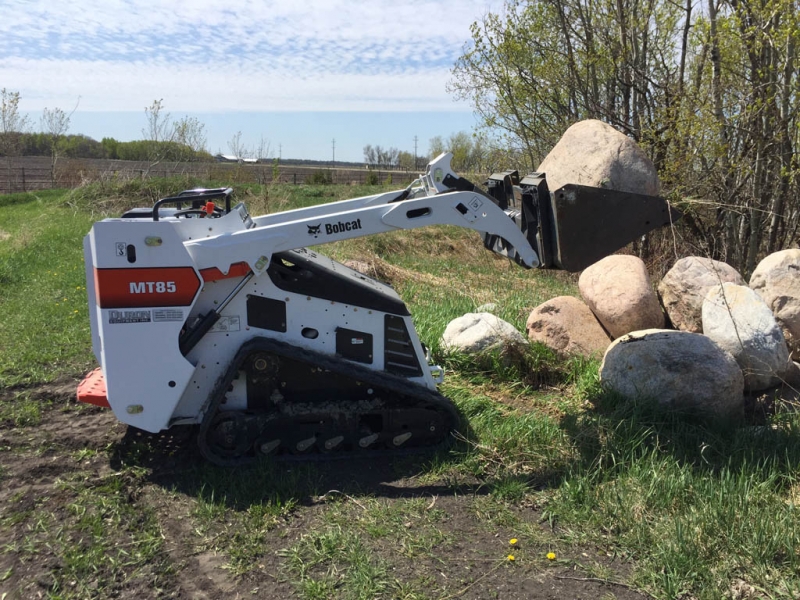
78 153 679 465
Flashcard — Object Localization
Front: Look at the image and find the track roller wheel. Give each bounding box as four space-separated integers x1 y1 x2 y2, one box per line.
206 412 250 460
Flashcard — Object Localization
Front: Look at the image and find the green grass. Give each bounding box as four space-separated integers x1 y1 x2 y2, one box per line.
3 179 800 599
2 472 171 599
165 459 315 575
0 190 96 386
0 390 46 427
281 496 451 599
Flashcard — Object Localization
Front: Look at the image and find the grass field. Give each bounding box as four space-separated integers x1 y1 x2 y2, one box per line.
1 178 799 599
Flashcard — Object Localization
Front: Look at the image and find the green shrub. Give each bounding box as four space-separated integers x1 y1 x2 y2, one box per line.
307 170 333 185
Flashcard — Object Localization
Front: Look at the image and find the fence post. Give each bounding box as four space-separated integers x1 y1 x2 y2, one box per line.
293 173 297 185
22 168 26 192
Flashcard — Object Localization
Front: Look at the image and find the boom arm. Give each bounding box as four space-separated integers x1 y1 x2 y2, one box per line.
183 181 541 276
182 152 680 277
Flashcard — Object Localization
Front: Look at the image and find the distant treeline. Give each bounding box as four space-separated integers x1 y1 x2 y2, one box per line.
2 132 213 162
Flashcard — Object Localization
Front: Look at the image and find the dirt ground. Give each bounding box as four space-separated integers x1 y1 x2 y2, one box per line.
0 381 648 600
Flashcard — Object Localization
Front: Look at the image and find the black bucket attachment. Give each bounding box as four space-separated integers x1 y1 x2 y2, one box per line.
481 172 681 272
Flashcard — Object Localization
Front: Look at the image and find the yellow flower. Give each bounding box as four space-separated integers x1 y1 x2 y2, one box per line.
507 554 515 561
546 552 556 560
509 538 518 545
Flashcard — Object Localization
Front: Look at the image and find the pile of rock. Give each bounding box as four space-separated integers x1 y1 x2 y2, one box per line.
599 252 799 418
442 250 800 419
440 119 799 418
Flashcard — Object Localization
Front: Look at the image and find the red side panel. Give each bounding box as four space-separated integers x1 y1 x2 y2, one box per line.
77 368 110 408
94 266 201 308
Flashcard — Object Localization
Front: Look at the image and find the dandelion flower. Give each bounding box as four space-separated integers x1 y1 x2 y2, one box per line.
507 554 515 561
546 552 556 560
509 538 518 545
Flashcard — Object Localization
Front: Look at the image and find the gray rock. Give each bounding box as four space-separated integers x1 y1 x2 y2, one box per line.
783 361 800 389
441 312 526 353
702 283 790 391
658 256 744 332
578 254 664 338
526 296 611 357
749 249 800 354
537 119 659 195
600 329 744 419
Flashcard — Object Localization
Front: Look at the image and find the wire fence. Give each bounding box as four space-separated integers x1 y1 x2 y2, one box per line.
0 157 417 194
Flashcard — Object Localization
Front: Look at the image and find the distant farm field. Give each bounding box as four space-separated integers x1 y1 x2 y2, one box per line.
0 156 413 194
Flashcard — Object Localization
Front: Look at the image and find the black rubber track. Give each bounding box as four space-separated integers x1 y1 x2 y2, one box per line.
197 336 461 466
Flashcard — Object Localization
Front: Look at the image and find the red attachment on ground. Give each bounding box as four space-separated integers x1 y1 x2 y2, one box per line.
77 368 110 408
204 201 216 215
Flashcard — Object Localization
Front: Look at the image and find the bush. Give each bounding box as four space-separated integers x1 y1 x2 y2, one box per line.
307 170 333 185
365 171 379 185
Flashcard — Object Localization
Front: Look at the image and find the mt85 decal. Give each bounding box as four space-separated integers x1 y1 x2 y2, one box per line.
94 267 201 308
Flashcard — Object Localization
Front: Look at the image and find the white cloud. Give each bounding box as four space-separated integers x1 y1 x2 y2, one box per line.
1 0 497 112
5 57 464 112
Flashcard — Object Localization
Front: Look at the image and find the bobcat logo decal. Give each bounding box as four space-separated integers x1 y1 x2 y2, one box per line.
307 224 321 238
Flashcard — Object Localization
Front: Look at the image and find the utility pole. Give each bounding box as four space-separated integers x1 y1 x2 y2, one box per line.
413 135 418 170
332 138 335 166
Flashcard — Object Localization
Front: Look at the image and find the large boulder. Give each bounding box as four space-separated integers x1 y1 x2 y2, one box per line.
578 255 664 338
526 296 611 357
749 249 800 354
441 312 526 354
536 119 659 195
658 257 744 332
600 329 744 419
702 283 790 391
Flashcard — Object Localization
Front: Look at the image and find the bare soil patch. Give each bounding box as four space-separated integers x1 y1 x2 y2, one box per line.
0 386 648 599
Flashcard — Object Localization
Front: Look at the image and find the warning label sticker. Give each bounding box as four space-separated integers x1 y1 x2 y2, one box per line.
109 309 151 324
153 309 184 322
211 316 241 333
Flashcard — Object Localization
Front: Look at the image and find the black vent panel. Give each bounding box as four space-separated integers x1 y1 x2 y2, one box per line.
383 315 422 377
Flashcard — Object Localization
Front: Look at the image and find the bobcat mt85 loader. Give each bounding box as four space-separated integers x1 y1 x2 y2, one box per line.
78 153 679 465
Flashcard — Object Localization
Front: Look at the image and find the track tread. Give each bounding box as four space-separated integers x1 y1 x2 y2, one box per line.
197 336 459 466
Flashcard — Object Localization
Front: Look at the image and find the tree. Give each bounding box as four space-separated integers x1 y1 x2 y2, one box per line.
142 99 210 164
428 136 445 159
228 131 249 161
0 88 30 158
41 106 72 185
363 144 377 166
255 135 271 161
173 116 207 160
363 145 400 168
397 150 415 170
0 89 31 191
426 132 485 172
142 98 175 167
449 0 800 275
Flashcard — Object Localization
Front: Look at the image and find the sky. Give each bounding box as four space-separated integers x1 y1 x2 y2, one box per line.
1 0 498 163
